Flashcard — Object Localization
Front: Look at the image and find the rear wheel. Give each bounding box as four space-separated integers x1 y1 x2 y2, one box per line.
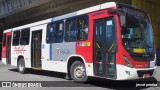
70 61 88 83
17 58 26 74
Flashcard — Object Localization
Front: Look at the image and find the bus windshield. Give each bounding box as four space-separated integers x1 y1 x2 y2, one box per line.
120 6 154 55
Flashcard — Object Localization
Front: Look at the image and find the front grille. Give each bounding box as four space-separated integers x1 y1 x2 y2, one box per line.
137 69 154 77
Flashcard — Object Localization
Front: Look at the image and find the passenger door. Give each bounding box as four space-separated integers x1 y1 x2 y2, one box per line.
93 17 117 78
31 30 42 68
6 35 11 64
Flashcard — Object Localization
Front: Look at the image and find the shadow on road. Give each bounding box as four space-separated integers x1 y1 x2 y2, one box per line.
9 68 66 79
9 68 157 89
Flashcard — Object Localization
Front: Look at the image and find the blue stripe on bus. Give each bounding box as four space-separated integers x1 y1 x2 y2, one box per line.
50 18 54 60
50 44 52 60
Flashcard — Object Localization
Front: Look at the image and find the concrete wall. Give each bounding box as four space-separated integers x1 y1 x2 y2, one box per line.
132 0 160 48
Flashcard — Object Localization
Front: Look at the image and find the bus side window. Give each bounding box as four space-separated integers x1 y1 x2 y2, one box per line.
20 28 30 45
46 23 56 43
12 31 20 46
77 15 88 40
55 22 64 43
65 15 88 42
65 18 77 42
3 33 6 46
46 21 64 43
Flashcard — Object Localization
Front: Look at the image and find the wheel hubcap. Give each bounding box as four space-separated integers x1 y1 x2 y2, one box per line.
74 65 85 79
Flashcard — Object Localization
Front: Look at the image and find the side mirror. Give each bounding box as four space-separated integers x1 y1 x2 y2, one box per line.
120 15 126 27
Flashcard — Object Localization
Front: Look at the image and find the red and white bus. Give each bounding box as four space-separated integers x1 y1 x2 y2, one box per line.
1 2 156 82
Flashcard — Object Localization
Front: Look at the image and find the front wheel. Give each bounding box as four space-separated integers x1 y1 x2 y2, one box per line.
17 58 26 74
70 61 88 83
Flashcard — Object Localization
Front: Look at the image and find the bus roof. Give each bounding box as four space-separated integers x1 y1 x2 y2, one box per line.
5 2 117 32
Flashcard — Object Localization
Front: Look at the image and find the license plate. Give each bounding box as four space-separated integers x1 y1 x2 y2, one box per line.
143 74 150 78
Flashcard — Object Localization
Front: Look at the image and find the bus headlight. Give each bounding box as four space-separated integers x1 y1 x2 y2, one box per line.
123 56 133 68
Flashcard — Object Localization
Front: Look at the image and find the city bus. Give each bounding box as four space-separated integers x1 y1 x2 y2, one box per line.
1 2 156 82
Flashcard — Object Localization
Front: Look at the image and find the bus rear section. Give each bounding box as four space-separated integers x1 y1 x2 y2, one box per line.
2 30 12 65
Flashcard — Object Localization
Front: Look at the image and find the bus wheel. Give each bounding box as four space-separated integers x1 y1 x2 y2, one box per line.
70 61 88 83
17 58 26 74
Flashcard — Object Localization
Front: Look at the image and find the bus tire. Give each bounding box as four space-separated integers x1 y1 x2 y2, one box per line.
70 61 88 83
17 58 26 74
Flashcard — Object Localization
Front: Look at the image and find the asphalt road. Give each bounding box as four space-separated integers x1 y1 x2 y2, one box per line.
0 61 160 90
